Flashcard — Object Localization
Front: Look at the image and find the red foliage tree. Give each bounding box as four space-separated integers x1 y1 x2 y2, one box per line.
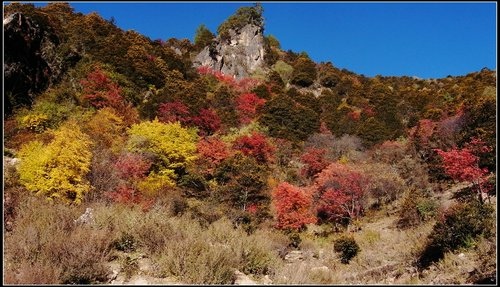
80 66 139 125
108 153 153 206
235 93 266 125
114 153 152 180
108 184 142 205
300 147 329 178
434 137 492 204
313 163 367 226
233 132 275 164
272 182 316 231
196 137 231 174
81 67 123 109
191 108 221 136
410 119 436 147
157 101 191 125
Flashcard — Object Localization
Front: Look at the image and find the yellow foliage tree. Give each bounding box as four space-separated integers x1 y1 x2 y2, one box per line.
17 122 93 204
84 107 126 151
127 119 198 192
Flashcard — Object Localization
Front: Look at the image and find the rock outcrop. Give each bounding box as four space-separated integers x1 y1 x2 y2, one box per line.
3 12 80 115
193 23 266 79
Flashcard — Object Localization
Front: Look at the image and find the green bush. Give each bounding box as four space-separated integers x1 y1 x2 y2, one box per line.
272 60 294 85
333 235 360 264
194 24 215 51
217 4 263 40
397 189 437 229
290 56 317 87
287 231 302 248
417 201 494 269
112 232 136 252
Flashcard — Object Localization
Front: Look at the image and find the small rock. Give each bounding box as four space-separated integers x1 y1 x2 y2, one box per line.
108 269 119 281
138 257 152 273
234 270 257 285
458 253 465 259
74 207 95 226
310 266 329 273
284 250 304 263
128 276 149 285
261 275 272 285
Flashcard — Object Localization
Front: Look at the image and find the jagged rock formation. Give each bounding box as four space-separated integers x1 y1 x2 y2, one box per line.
193 23 266 79
3 12 80 115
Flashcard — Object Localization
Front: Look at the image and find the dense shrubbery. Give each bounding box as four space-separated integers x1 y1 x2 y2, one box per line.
333 235 360 264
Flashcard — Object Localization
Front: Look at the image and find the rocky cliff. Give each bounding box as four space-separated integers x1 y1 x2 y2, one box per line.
3 12 79 115
193 23 266 79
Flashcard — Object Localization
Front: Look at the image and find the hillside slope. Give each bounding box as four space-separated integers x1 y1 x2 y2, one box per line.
3 3 496 285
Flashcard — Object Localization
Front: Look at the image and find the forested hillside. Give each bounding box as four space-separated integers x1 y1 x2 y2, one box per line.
3 3 496 285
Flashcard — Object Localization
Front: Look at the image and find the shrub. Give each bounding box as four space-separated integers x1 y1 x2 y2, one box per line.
333 235 360 264
397 189 437 229
314 163 368 226
417 200 494 269
361 163 406 208
214 153 270 213
300 148 330 178
154 220 236 284
127 119 198 186
112 232 137 252
272 182 316 231
57 227 112 284
4 197 112 284
232 131 275 164
217 3 263 40
240 238 276 275
272 60 294 84
17 121 93 204
290 56 317 87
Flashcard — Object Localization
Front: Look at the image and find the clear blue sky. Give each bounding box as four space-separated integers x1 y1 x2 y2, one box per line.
20 1 497 79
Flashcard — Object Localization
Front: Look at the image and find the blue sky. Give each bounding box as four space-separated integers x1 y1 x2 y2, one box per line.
21 1 498 79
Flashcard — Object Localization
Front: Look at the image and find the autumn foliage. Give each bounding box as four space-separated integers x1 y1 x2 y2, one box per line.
300 147 329 178
157 101 191 125
197 138 230 166
191 108 221 136
235 93 266 124
232 131 275 164
313 163 367 225
17 122 93 204
272 182 316 231
114 153 152 180
81 66 123 109
80 66 139 125
434 137 492 203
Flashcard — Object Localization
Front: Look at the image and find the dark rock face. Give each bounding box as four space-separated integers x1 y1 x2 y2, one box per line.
193 24 266 79
3 12 78 115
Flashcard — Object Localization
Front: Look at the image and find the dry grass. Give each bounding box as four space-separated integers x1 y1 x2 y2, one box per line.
4 186 495 285
4 196 113 284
